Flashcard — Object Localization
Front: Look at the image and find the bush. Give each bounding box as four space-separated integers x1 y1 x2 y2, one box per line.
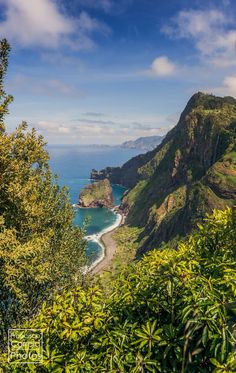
3 208 235 372
0 40 87 347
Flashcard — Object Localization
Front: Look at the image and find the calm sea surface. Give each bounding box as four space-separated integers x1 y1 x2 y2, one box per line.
48 145 142 264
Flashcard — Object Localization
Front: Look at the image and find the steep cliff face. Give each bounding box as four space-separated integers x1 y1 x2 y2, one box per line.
78 179 114 208
91 92 236 250
91 148 157 188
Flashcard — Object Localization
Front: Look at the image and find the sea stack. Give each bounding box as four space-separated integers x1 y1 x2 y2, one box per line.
78 179 114 208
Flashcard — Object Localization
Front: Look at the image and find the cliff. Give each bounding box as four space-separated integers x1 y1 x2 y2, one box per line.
90 149 155 188
78 179 114 208
91 92 236 251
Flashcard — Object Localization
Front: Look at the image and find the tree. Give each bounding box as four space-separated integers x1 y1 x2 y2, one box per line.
0 39 13 131
0 40 87 346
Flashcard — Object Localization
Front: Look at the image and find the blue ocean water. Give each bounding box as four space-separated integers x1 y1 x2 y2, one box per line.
48 145 142 264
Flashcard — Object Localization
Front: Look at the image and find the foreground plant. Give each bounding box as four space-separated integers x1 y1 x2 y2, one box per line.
2 207 235 372
0 40 87 347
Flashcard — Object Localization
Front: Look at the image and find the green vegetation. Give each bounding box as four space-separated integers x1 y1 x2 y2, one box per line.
1 42 236 373
120 92 236 250
99 226 142 288
79 179 114 208
2 208 236 372
138 141 172 179
0 40 86 347
125 180 148 209
93 92 236 250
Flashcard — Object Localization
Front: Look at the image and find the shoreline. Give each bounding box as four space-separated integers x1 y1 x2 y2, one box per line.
84 211 123 274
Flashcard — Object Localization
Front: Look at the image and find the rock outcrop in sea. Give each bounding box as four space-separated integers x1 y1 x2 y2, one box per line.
78 179 114 208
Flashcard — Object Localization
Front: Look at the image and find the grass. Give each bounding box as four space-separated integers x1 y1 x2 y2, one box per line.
98 226 142 291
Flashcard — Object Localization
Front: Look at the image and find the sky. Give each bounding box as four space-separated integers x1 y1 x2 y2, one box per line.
1 0 236 144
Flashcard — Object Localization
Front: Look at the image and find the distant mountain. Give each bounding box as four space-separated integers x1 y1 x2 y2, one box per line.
120 135 164 151
75 135 164 150
91 92 236 252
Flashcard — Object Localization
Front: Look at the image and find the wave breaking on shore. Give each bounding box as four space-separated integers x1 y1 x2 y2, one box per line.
82 211 122 274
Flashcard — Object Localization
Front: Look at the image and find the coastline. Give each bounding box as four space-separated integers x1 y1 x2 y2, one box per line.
85 211 123 274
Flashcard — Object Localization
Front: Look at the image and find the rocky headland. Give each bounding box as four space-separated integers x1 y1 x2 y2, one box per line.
78 179 114 208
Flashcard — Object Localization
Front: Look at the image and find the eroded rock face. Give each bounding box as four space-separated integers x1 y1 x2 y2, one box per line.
90 151 155 188
78 179 114 208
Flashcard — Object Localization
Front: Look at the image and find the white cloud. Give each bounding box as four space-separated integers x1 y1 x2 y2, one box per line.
41 79 80 96
33 118 166 144
163 9 226 41
211 75 236 97
82 112 105 117
41 52 83 67
69 0 113 12
78 11 109 34
97 0 112 12
70 0 132 14
147 56 177 77
8 74 85 97
222 75 236 95
0 0 109 49
162 8 236 67
0 0 73 47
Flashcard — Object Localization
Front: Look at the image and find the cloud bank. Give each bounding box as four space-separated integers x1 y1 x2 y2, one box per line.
32 117 168 144
161 7 236 96
8 73 85 97
212 75 236 96
0 0 110 49
162 8 236 68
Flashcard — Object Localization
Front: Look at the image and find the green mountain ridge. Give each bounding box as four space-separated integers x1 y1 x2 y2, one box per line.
92 92 236 251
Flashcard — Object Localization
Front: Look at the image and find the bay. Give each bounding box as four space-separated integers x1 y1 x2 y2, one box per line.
47 145 142 265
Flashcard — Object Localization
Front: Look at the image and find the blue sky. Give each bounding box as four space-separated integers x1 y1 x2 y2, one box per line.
1 0 236 144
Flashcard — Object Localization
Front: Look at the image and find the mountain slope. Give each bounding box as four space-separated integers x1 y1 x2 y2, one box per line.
121 135 164 151
92 92 236 251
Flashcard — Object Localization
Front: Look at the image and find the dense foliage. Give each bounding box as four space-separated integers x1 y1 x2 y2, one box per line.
124 93 236 252
0 40 235 373
2 207 235 372
92 92 236 252
0 40 86 347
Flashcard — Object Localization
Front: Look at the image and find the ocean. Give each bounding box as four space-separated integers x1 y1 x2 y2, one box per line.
48 145 142 266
